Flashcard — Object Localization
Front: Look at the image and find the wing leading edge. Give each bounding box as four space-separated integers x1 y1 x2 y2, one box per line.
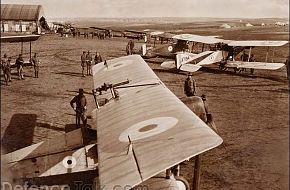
92 55 222 189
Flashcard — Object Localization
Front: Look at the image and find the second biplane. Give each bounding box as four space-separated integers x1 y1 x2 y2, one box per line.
141 33 288 74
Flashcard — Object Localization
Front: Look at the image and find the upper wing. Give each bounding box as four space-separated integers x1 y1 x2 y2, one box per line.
226 61 285 70
1 34 41 43
227 40 288 47
172 34 224 44
92 55 222 189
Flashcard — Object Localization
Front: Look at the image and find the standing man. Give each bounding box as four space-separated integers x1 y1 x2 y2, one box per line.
81 51 86 77
249 54 256 74
94 52 103 65
184 74 196 97
15 54 24 80
31 53 40 78
70 88 87 128
86 51 92 76
1 54 12 85
129 40 134 54
126 42 131 55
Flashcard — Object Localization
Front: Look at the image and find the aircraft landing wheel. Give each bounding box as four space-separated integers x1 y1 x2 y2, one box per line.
175 176 190 190
250 68 254 74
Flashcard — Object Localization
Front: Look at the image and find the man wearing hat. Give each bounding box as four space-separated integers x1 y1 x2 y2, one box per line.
15 54 25 80
184 74 196 97
70 88 87 128
31 53 40 78
1 54 12 85
81 51 86 77
94 52 103 65
86 51 92 76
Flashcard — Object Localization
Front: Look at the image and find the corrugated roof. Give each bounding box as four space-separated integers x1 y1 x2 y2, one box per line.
1 4 43 21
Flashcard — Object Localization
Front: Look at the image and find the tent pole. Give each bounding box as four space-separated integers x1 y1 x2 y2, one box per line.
30 41 32 61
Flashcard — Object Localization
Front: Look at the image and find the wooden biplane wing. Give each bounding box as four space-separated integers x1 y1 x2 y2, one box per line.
2 128 98 180
226 61 285 70
227 40 288 47
92 55 222 189
1 35 41 43
172 34 224 44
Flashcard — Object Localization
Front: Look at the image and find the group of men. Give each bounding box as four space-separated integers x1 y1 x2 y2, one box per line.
1 53 40 86
81 51 103 77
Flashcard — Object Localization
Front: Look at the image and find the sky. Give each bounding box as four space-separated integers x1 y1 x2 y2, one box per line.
2 0 289 19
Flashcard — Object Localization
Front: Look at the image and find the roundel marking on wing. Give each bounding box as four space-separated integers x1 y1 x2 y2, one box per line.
103 59 134 71
168 46 173 52
62 156 77 169
119 117 178 142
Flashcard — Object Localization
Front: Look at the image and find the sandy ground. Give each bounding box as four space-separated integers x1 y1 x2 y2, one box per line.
1 24 289 190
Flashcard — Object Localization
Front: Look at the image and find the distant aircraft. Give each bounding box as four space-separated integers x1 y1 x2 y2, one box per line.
2 55 222 190
142 33 288 73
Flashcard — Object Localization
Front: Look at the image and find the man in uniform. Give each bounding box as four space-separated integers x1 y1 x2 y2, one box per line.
31 53 40 78
184 74 196 97
86 51 92 75
129 40 134 54
249 54 256 74
81 51 86 77
15 54 24 80
94 52 103 65
1 54 12 85
70 88 87 128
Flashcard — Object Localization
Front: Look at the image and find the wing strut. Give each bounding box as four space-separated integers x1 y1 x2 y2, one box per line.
192 155 202 190
128 135 143 181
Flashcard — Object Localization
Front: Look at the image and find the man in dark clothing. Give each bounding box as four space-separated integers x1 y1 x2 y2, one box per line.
249 54 256 74
81 51 86 77
94 52 103 64
70 88 87 128
1 54 12 85
15 54 24 80
31 53 40 78
129 40 134 54
184 74 196 97
86 51 92 76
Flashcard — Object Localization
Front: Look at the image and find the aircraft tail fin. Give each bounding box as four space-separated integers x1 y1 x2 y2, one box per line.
198 51 223 66
175 52 196 69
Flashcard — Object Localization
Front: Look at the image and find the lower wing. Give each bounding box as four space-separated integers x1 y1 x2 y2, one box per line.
226 61 285 70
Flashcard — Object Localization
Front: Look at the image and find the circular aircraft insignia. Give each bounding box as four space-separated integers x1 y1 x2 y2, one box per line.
168 46 173 52
119 117 178 142
103 60 133 71
62 156 77 169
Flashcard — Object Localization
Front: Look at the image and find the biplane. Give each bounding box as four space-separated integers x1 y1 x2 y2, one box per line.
142 33 288 73
2 55 222 190
123 30 147 41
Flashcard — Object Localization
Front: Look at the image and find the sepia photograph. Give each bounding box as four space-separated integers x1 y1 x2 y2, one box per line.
1 0 289 190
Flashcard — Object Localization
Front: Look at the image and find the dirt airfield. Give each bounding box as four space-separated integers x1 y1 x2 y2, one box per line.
1 21 289 190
